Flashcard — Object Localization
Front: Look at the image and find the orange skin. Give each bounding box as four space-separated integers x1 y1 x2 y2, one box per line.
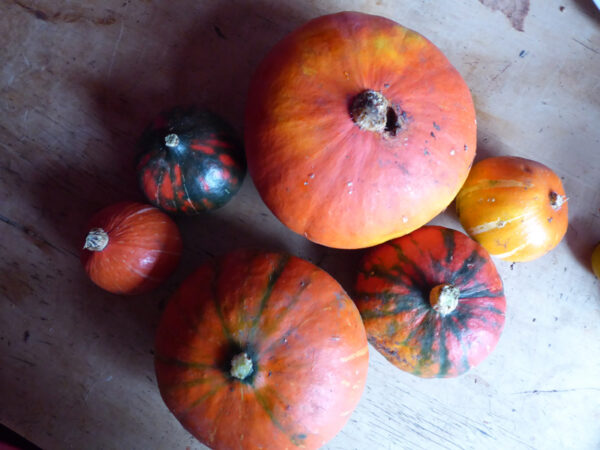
81 202 182 295
592 243 600 278
245 11 476 249
456 156 568 262
154 250 369 450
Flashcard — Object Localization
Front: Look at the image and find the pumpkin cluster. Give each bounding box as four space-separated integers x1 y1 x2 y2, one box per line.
78 10 573 450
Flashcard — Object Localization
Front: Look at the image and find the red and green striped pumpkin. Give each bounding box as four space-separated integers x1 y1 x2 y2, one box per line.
154 249 369 449
136 106 246 214
355 225 505 378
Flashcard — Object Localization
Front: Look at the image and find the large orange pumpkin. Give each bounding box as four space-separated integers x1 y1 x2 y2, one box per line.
455 156 568 262
244 11 476 249
154 249 369 449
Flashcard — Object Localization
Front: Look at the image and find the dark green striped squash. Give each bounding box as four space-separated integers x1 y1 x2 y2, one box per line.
355 225 505 378
154 249 369 449
136 106 246 214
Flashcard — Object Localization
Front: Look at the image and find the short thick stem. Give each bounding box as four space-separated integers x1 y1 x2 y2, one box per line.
230 352 253 380
83 228 109 251
429 284 460 315
165 133 180 148
549 191 566 211
350 89 401 135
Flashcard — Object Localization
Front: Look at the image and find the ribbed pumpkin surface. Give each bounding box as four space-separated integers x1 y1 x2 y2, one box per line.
245 12 476 249
154 249 369 449
137 106 246 214
355 226 505 378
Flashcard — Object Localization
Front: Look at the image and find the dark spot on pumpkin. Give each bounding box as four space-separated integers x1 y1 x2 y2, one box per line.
383 83 390 88
23 330 30 342
430 131 436 138
433 121 441 131
547 217 553 223
559 5 565 11
384 106 401 136
214 25 227 39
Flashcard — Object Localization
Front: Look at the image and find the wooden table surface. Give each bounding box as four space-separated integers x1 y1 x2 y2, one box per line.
1 1 599 449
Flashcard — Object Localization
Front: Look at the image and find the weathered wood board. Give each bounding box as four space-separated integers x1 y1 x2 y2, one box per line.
1 0 599 449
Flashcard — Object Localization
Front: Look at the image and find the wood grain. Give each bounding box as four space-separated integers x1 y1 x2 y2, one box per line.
1 1 599 449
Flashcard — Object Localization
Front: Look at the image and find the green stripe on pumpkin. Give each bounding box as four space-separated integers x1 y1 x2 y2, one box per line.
181 383 226 416
357 290 428 320
388 242 431 287
459 285 504 299
210 260 235 343
254 388 305 447
155 354 216 370
451 250 488 286
444 316 471 374
256 276 313 357
437 319 452 377
441 228 456 265
403 312 437 376
249 254 290 340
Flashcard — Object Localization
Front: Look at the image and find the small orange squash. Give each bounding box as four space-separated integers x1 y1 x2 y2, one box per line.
245 11 476 249
81 202 182 294
455 156 568 262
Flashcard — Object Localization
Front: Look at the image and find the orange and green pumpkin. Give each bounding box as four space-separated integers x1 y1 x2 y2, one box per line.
137 106 246 214
355 226 505 378
154 249 369 449
244 11 476 249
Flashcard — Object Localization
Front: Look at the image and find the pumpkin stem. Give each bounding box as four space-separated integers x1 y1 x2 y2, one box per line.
350 89 401 135
549 191 566 211
230 352 253 380
165 133 180 148
429 284 460 315
83 228 109 252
